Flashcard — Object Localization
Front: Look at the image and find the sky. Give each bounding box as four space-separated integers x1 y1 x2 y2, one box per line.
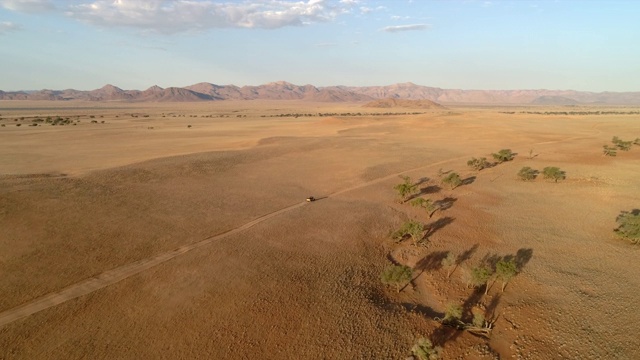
0 0 639 92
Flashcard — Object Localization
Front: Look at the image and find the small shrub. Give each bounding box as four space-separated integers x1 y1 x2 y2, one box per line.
492 149 515 163
380 265 413 292
614 210 640 244
393 175 418 202
542 167 566 183
467 157 489 171
441 172 462 189
412 338 442 360
444 303 463 322
16 123 21 127
603 145 617 157
517 166 538 181
188 124 192 128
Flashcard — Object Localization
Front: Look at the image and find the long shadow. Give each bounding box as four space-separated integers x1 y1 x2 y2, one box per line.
461 176 476 186
514 248 534 271
416 250 449 273
457 243 479 266
433 197 457 211
401 303 443 319
406 185 441 202
425 216 454 238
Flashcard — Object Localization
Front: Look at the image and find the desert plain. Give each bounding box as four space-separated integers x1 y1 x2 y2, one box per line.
0 100 639 359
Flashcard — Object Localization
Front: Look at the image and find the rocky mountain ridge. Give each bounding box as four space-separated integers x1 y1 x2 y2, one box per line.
1 81 639 104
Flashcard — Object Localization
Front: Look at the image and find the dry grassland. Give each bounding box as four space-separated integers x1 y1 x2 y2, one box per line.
1 101 639 359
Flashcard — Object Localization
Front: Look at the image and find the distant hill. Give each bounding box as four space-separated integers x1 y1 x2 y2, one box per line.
1 81 639 104
363 98 445 109
531 96 579 105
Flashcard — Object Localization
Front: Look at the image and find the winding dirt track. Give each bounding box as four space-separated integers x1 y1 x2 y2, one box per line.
0 124 603 328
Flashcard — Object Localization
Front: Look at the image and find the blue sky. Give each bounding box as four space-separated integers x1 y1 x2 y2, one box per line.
0 0 638 92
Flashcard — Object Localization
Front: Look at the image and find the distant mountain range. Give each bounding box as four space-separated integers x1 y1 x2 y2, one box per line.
1 81 639 105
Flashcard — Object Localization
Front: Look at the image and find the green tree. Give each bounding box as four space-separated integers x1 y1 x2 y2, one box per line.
614 210 640 244
441 252 456 278
495 259 517 292
492 149 515 163
517 166 538 181
441 172 462 189
411 338 442 360
471 266 493 294
380 265 413 292
467 157 489 171
603 145 617 157
393 175 418 202
410 197 438 218
542 167 566 183
443 303 463 323
391 220 425 246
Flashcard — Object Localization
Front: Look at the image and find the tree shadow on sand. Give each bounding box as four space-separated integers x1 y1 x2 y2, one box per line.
424 217 455 238
416 251 449 273
433 197 457 212
461 176 476 186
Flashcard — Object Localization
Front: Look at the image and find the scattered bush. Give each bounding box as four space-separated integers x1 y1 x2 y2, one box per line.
393 175 418 202
517 166 538 181
492 149 515 163
612 136 633 151
603 145 617 157
614 210 640 244
410 197 438 218
471 266 493 294
380 265 413 292
441 172 462 189
412 338 442 360
188 124 192 128
542 167 566 183
392 220 425 246
467 157 489 171
495 259 517 292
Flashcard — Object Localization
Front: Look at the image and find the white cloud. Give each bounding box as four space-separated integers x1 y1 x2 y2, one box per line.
381 24 430 33
0 0 55 13
65 0 349 34
0 21 21 34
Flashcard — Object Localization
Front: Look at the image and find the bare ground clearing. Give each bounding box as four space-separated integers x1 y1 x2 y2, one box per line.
1 101 639 359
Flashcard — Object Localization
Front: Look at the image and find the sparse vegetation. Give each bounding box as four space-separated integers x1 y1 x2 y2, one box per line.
612 136 633 151
542 166 566 183
492 149 515 163
392 220 425 246
441 252 456 278
411 338 442 360
467 157 489 171
495 259 517 292
393 175 418 202
614 210 640 244
441 172 462 189
517 166 538 181
444 303 463 323
380 265 413 293
471 266 493 294
410 197 438 218
603 145 617 157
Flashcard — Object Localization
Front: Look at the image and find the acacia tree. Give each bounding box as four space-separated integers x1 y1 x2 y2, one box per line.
603 145 617 157
614 210 640 244
542 167 566 183
492 149 515 163
410 197 439 218
441 172 462 189
380 265 413 293
467 157 489 171
441 252 456 278
411 338 442 360
517 166 538 181
391 220 425 246
471 266 493 294
393 175 418 202
495 259 517 292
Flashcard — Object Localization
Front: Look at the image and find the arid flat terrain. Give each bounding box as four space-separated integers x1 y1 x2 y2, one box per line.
1 101 639 359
